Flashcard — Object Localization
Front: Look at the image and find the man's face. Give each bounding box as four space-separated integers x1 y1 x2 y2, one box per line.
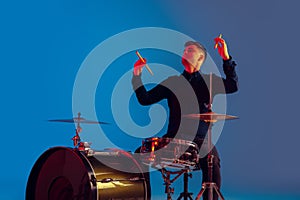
182 44 202 68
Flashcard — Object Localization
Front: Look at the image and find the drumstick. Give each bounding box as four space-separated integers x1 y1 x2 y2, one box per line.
214 34 222 49
135 51 154 76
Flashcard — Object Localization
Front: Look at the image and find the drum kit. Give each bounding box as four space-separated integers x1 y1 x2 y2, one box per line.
26 110 237 200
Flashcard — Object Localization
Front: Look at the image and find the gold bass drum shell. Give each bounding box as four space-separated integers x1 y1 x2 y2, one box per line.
26 147 151 200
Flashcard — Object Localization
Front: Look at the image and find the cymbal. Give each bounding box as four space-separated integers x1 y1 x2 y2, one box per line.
183 112 238 122
48 117 109 124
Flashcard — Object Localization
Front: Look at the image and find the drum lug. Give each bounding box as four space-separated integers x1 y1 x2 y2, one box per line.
90 175 97 186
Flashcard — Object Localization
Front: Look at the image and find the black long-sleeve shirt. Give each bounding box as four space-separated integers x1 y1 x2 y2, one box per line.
132 57 238 140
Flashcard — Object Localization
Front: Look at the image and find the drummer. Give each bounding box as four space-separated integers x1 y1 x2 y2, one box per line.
132 35 238 200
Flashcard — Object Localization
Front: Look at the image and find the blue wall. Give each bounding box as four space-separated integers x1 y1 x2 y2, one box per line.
1 0 300 199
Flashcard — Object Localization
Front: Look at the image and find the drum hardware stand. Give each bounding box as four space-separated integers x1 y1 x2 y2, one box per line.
194 74 233 200
72 113 84 150
70 113 94 155
159 167 192 200
177 169 193 200
195 122 225 200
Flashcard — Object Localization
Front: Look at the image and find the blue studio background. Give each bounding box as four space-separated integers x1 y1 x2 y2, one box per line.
1 0 300 199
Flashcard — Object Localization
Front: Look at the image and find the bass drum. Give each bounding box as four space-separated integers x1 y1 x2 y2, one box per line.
26 147 151 200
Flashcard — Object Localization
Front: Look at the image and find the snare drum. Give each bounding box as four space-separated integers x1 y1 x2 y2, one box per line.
140 137 199 169
26 147 151 200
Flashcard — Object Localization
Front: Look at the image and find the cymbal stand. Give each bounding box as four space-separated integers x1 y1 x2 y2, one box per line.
195 122 224 200
72 113 83 149
196 73 225 200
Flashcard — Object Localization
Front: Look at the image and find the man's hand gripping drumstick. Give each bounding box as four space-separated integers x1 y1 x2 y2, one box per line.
214 34 230 60
134 51 154 76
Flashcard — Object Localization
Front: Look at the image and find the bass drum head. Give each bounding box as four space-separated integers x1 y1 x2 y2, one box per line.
26 147 151 200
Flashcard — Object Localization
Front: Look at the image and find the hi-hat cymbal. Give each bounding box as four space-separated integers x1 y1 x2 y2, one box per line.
48 117 109 124
183 112 238 122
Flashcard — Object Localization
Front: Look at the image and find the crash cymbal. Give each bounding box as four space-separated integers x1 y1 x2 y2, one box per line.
48 113 109 124
183 111 238 122
48 118 108 124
